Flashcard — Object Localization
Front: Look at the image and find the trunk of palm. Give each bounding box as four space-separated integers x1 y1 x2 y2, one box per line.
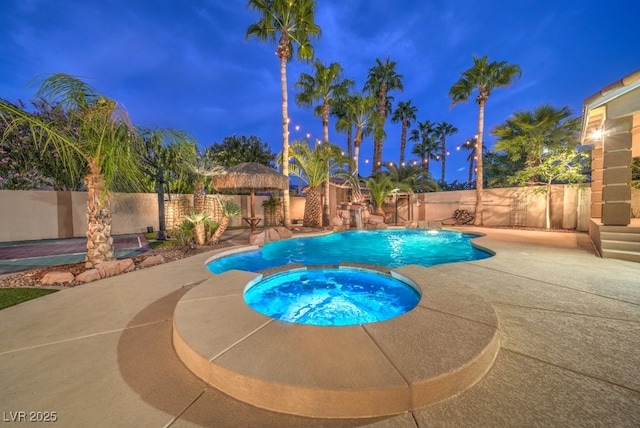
156 167 167 240
322 100 330 144
194 223 206 246
323 176 330 227
400 120 407 166
211 216 230 244
85 165 114 268
347 127 353 172
303 187 323 228
372 84 387 174
194 180 205 212
474 100 486 226
354 128 363 176
440 138 446 183
279 52 291 228
545 181 552 230
322 101 330 227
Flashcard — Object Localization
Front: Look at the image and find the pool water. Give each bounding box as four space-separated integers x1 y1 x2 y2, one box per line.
207 229 491 274
244 268 420 326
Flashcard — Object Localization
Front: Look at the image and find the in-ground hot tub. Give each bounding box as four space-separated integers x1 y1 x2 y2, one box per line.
243 267 421 326
173 265 500 418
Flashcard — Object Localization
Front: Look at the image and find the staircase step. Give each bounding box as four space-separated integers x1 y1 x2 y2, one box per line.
598 225 640 234
601 239 640 252
600 232 640 242
601 249 640 263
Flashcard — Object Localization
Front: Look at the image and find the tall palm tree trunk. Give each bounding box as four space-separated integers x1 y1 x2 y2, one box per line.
279 49 291 228
347 127 353 172
400 120 407 166
372 84 387 174
474 101 486 226
85 165 114 267
545 181 552 230
440 138 446 183
323 175 330 227
322 101 330 227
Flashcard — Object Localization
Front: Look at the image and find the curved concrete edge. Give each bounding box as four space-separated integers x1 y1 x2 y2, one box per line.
204 246 260 266
408 328 500 408
172 266 500 418
205 350 412 418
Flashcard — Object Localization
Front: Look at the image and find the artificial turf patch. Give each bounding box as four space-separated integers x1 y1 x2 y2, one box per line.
0 288 58 310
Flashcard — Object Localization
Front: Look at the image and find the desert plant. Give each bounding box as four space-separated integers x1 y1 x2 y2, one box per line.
204 218 220 244
262 194 282 226
184 211 211 246
210 196 241 244
170 221 195 248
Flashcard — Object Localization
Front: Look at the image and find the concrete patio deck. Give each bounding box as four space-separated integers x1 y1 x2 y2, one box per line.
0 228 639 427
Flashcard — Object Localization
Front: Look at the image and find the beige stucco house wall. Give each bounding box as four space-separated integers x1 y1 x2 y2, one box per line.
580 69 640 261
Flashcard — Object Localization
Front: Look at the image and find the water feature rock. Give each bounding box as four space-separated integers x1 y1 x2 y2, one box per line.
369 215 385 224
249 227 293 246
41 271 75 285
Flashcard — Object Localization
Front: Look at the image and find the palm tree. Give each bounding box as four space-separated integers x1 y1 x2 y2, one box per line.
492 104 580 171
434 122 458 184
348 93 376 177
286 140 352 228
188 154 226 212
449 55 521 225
295 59 353 225
366 175 392 216
461 137 478 186
295 60 353 145
210 196 242 243
364 57 403 173
383 162 438 193
332 93 353 167
184 211 211 246
246 0 321 228
391 100 417 167
0 74 145 267
409 120 438 175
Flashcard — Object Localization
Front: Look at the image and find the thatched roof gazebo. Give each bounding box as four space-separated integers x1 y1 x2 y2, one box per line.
212 162 287 231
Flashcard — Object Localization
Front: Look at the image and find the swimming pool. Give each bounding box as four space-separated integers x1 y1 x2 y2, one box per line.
207 229 492 274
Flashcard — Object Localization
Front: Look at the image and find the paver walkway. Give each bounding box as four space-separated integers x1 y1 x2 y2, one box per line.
0 228 639 427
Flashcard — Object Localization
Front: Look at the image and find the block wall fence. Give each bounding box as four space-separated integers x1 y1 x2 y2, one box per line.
1 185 637 243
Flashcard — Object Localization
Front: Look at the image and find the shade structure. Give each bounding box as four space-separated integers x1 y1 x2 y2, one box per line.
212 162 287 229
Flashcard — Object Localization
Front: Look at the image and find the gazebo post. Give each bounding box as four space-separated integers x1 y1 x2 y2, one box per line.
250 189 256 218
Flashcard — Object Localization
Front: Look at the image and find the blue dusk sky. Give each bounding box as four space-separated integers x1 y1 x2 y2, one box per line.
1 0 639 182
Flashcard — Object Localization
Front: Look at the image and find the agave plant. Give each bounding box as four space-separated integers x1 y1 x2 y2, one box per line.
210 196 241 244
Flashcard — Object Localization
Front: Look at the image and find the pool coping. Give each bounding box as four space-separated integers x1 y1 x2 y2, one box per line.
172 263 500 418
